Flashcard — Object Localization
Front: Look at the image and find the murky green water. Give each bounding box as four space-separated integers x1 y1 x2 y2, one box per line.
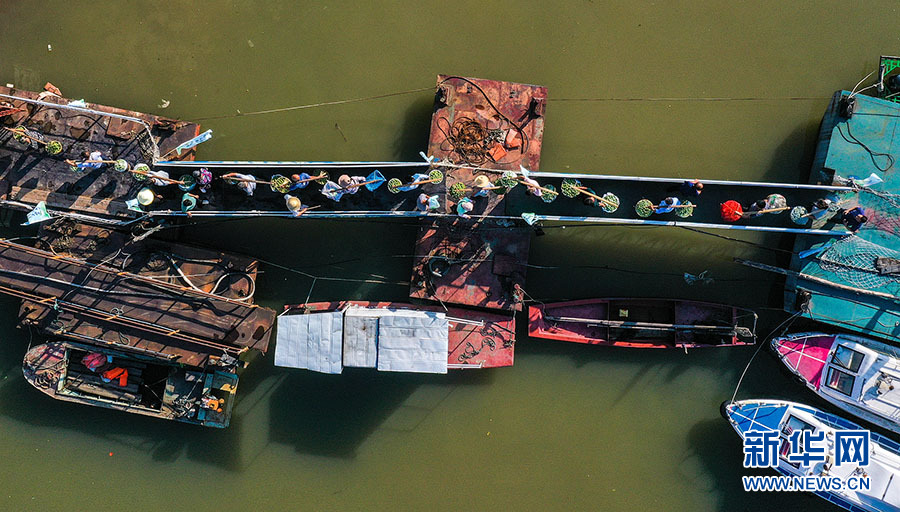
1 2 898 510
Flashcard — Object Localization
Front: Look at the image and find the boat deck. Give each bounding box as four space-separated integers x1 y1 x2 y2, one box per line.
0 85 200 223
0 233 275 366
784 90 900 342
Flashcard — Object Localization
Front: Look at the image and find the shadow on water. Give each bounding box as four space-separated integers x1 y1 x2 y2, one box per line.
0 365 246 471
265 363 494 459
759 120 822 186
684 417 834 512
392 95 433 160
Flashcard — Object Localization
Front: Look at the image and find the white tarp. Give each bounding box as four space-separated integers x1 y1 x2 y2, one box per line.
342 312 378 368
274 311 343 374
373 310 449 374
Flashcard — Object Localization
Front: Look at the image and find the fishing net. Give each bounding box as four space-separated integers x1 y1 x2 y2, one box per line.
314 171 330 185
541 184 558 203
492 178 508 194
813 235 900 293
449 182 467 200
428 169 445 184
269 174 292 194
766 194 787 209
498 171 518 188
387 178 403 194
635 199 654 218
560 178 582 198
44 140 62 155
178 174 196 192
601 193 620 213
790 206 808 225
675 200 694 218
132 163 150 181
114 159 129 172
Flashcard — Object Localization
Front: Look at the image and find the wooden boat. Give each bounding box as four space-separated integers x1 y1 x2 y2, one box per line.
274 301 515 373
772 332 900 435
723 399 900 512
23 341 239 428
527 298 757 348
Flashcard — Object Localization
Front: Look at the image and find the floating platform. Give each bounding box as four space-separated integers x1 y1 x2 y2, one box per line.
780 89 900 342
0 85 200 223
279 301 515 370
409 76 544 311
409 219 529 311
0 229 275 366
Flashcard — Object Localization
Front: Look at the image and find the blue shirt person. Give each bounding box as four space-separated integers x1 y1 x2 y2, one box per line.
654 197 681 214
679 179 703 197
842 207 868 232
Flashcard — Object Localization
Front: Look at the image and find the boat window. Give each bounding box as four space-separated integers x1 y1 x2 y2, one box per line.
781 415 814 436
825 367 856 396
832 345 864 373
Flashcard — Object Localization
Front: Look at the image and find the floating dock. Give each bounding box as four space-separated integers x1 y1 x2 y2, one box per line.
778 86 900 342
409 76 546 311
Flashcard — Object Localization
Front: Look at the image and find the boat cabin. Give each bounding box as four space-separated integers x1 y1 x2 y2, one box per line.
820 340 900 422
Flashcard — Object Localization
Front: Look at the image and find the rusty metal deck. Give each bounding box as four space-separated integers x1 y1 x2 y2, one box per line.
0 235 274 367
410 76 544 311
0 85 200 222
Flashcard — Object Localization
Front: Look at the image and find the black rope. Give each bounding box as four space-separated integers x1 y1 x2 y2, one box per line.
837 122 895 172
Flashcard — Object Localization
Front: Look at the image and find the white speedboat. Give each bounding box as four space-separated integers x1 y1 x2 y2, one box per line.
772 332 900 434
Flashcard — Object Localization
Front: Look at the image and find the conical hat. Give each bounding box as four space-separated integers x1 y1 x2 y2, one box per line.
285 195 302 211
473 175 491 188
137 188 155 206
338 174 353 188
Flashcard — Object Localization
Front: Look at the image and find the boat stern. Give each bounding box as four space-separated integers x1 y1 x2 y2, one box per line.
22 342 66 396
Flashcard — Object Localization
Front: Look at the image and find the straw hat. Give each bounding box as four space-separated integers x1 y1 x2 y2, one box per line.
473 175 491 188
137 188 155 206
338 174 352 188
285 195 302 212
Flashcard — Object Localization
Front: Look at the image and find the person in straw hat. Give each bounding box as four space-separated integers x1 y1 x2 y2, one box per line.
473 175 492 197
338 174 366 194
284 194 308 216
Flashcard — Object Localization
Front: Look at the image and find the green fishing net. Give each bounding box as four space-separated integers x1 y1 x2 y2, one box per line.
498 171 518 188
635 199 654 217
541 184 558 203
314 171 330 185
132 163 151 181
387 178 403 193
675 200 694 218
114 159 129 172
601 193 620 213
428 169 445 183
790 206 808 224
449 182 467 200
44 140 62 155
560 178 582 198
270 174 292 194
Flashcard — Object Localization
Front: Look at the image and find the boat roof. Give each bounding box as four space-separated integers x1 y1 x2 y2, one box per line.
786 90 900 342
274 306 450 374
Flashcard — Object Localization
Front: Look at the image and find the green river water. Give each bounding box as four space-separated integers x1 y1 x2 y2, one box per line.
1 2 899 510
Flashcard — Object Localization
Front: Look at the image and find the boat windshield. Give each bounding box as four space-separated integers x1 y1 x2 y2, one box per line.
832 345 864 373
779 415 815 468
781 415 815 436
825 367 856 396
